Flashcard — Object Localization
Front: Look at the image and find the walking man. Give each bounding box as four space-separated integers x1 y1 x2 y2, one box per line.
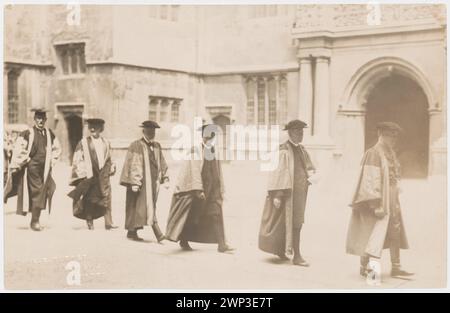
258 120 316 266
68 118 117 230
346 122 413 279
6 108 61 231
120 120 170 242
166 124 234 253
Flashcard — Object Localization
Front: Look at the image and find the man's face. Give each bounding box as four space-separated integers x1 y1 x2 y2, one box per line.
89 125 103 138
380 131 399 148
288 128 304 144
34 115 47 129
143 127 156 140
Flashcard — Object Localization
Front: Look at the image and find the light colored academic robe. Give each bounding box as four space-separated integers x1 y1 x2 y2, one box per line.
120 138 168 230
346 141 409 258
68 136 114 220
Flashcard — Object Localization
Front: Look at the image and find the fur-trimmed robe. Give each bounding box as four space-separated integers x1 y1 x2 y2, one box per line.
68 136 114 220
258 141 315 256
120 138 168 230
5 126 61 215
345 141 409 258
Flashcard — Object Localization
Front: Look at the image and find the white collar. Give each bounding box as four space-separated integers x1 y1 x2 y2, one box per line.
143 136 154 144
288 139 301 147
35 126 46 132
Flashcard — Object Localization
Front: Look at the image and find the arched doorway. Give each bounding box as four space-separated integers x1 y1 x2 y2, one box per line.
65 114 83 164
364 74 429 178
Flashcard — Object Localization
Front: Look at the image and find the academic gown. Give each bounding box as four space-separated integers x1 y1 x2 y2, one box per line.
68 136 113 220
258 141 315 256
120 138 168 231
5 126 61 215
345 141 409 258
165 146 226 243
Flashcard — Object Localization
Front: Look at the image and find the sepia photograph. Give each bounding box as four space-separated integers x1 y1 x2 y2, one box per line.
1 1 447 292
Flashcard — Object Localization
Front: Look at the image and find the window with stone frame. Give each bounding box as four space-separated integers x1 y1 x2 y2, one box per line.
7 71 19 124
245 74 287 125
148 5 179 21
159 99 170 122
149 98 158 121
148 96 182 122
171 100 181 122
55 43 86 75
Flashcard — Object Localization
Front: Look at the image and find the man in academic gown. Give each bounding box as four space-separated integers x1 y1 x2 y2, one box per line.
258 120 316 266
120 120 170 241
68 118 118 230
5 108 61 231
346 122 413 278
165 124 234 253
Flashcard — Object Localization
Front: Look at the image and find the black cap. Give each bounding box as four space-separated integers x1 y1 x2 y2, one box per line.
86 118 105 127
31 107 48 116
376 122 402 134
283 119 308 130
139 120 160 129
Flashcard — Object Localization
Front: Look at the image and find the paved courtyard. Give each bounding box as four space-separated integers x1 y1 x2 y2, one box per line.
3 158 447 290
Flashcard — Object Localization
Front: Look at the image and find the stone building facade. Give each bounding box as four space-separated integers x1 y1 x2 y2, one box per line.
4 4 446 178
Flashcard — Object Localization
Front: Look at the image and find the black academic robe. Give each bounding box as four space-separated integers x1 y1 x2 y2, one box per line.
258 141 315 255
166 147 226 244
5 127 60 215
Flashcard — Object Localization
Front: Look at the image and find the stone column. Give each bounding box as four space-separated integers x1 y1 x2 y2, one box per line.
168 99 174 123
156 98 161 122
313 56 331 141
429 108 446 175
263 76 269 125
274 75 280 124
298 57 313 135
252 77 258 124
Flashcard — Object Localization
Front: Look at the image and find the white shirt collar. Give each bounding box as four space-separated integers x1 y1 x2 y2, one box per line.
143 136 153 144
34 126 46 133
288 139 301 147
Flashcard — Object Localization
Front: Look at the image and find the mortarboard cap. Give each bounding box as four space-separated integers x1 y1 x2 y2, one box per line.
31 107 49 116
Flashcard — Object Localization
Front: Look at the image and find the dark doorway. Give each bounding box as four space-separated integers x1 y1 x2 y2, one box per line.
365 74 429 178
212 114 231 161
65 114 83 164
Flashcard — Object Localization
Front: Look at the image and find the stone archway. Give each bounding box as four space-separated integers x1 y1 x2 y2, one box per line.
364 74 429 178
341 57 438 112
339 57 439 177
